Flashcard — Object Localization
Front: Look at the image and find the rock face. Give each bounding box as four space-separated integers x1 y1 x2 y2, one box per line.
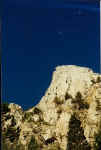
2 65 101 150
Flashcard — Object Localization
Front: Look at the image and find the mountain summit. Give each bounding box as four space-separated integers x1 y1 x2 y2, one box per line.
2 65 101 150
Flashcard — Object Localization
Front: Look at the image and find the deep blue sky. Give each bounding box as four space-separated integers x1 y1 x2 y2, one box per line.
2 1 100 110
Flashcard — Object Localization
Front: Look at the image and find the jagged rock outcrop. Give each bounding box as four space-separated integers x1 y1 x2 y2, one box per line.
2 65 101 150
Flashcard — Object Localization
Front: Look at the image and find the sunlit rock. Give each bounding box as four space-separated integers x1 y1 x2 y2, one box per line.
2 65 101 150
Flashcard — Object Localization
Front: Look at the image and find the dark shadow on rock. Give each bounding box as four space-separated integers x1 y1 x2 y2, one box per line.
67 114 91 150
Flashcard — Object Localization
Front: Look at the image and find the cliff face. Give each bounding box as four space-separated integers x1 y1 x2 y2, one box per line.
2 65 101 150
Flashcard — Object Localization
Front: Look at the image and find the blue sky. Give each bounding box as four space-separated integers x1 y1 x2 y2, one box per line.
2 1 100 110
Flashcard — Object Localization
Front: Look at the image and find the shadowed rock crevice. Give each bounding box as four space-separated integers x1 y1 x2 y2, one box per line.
45 137 57 145
65 93 72 100
53 96 64 105
67 114 91 150
72 92 89 110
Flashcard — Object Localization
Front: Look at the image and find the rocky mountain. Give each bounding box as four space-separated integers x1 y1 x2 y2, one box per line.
2 65 101 150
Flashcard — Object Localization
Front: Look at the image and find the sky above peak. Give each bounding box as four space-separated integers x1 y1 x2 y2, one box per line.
2 1 100 110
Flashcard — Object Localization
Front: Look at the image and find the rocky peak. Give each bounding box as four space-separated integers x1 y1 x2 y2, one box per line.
2 65 101 150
